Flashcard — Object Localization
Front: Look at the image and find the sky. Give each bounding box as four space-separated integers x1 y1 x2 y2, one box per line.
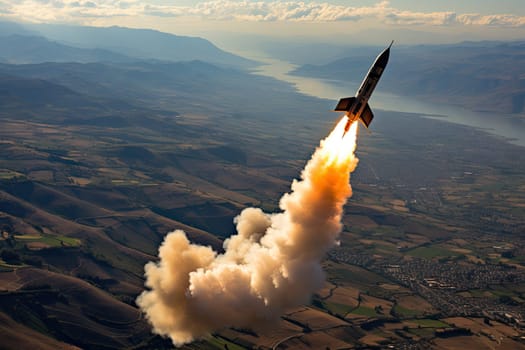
1 1 524 46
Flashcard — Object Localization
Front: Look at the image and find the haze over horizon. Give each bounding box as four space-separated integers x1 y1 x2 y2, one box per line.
1 0 524 54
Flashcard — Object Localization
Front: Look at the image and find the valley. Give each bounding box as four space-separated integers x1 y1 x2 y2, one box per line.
0 22 524 349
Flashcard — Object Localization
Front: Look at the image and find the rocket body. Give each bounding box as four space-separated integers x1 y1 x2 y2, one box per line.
335 41 392 134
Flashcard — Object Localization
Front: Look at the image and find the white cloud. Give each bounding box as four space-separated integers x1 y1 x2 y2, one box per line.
1 0 524 27
457 13 525 26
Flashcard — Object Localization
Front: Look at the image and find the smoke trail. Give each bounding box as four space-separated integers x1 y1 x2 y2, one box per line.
137 118 359 346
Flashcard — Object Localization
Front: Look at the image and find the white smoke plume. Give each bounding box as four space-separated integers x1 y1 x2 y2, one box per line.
137 118 359 346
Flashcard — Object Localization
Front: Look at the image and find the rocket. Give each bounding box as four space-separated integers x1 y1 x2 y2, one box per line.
335 41 393 136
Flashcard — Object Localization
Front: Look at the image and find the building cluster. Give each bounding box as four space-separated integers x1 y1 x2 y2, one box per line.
329 249 525 323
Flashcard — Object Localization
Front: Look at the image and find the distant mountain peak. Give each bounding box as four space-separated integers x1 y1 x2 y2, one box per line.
15 22 258 68
0 34 135 64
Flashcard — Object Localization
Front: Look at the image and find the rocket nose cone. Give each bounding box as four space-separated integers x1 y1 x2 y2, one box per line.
376 48 390 68
375 41 393 67
375 41 393 68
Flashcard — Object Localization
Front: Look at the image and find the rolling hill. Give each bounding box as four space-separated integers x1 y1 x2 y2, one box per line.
0 60 323 120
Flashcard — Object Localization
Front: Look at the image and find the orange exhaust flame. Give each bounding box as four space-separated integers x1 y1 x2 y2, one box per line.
320 116 359 166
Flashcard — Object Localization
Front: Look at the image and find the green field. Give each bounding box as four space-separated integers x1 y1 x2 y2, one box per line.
328 265 389 290
408 319 449 328
321 301 355 317
14 234 81 248
408 327 436 338
393 305 422 318
406 246 459 258
350 306 379 317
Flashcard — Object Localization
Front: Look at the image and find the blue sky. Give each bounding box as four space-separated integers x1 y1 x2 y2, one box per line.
1 1 524 45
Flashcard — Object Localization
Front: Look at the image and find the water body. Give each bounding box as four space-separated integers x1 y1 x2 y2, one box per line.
252 56 525 147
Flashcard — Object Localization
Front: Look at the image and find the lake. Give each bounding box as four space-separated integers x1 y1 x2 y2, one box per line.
251 56 525 147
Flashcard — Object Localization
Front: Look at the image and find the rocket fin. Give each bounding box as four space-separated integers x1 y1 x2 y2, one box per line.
334 97 356 111
359 103 374 128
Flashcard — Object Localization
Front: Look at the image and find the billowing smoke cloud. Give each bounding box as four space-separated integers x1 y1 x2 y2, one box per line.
137 118 359 346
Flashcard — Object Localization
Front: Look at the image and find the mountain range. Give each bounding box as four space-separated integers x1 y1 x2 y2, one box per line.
0 34 135 64
0 21 256 68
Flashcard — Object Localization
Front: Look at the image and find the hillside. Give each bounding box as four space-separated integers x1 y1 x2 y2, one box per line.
9 21 257 68
0 34 135 64
0 60 321 119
